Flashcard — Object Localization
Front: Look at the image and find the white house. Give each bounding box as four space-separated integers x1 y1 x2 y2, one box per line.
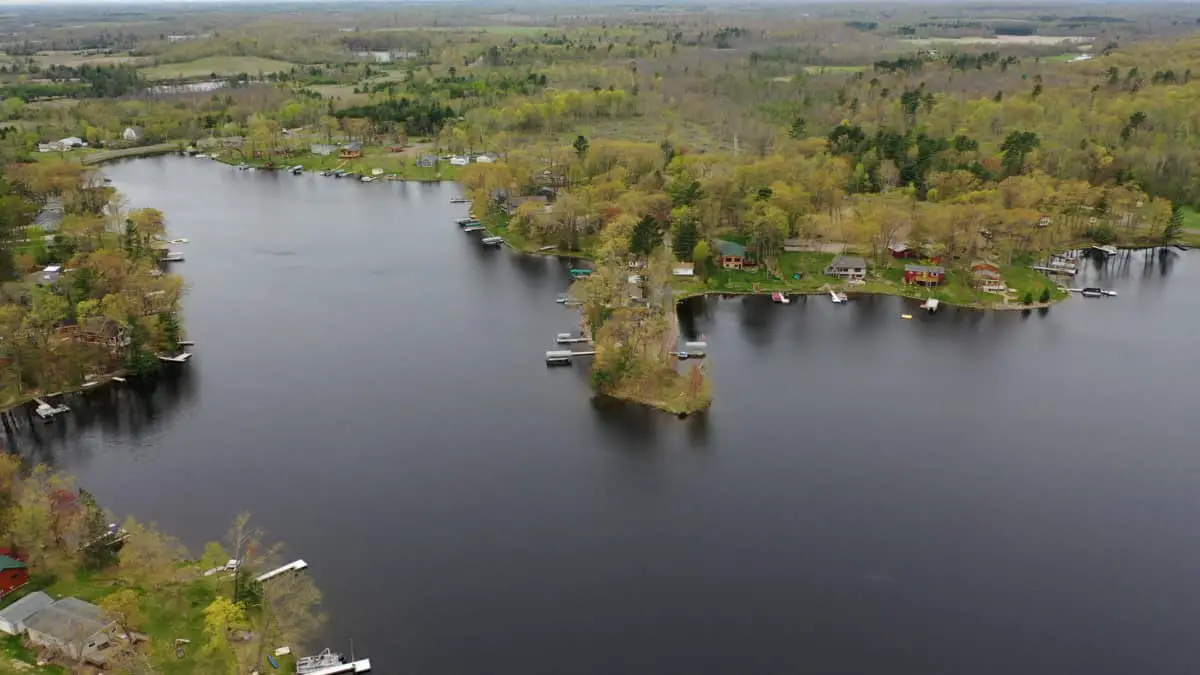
122 127 142 142
449 155 469 166
474 153 498 164
58 137 87 149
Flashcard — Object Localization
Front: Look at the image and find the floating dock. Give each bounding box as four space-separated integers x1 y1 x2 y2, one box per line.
921 298 940 312
33 398 69 420
159 251 184 263
455 218 479 226
255 559 309 583
157 352 192 363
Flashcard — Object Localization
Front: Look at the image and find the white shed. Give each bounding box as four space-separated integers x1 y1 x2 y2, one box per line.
0 591 53 635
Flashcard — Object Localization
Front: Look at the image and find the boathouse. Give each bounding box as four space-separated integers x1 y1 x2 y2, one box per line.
715 240 746 270
903 264 945 286
824 255 867 281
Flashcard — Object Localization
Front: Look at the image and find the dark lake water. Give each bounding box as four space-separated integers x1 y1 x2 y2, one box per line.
10 156 1200 675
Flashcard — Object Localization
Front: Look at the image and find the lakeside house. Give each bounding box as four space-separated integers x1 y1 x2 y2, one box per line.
824 255 867 280
715 240 746 270
38 137 87 153
0 591 51 635
339 143 363 160
417 155 438 168
672 262 695 277
889 243 919 259
24 597 118 664
903 264 945 286
971 262 1006 293
0 553 29 595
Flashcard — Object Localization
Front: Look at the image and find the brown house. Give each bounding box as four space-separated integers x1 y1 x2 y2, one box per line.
339 143 363 159
715 240 746 270
971 262 1006 293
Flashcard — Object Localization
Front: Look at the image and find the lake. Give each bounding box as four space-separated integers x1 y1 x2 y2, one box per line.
10 156 1200 675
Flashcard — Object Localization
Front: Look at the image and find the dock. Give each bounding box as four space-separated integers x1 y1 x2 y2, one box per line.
304 659 371 675
546 350 595 365
455 218 480 226
255 559 309 583
481 236 504 246
1032 265 1076 276
157 352 192 363
33 398 69 420
555 333 590 344
159 251 184 263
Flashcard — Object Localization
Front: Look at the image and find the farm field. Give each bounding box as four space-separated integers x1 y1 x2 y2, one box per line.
140 56 296 79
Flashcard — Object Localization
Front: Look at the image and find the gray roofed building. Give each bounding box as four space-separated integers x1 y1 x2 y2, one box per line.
417 154 438 168
825 255 868 280
24 597 117 663
35 197 63 231
0 591 53 635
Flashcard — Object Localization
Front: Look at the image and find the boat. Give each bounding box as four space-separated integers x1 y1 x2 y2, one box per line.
159 251 184 263
296 649 345 675
157 352 193 363
1100 289 1118 297
371 168 384 176
194 153 209 159
901 314 913 320
167 238 189 244
455 217 480 226
450 197 470 204
236 164 251 171
771 292 790 304
360 176 374 183
1080 287 1103 298
830 289 847 304
333 170 346 178
538 245 556 252
481 236 504 246
35 401 70 420
462 225 485 232
920 298 940 312
267 654 280 669
321 170 332 177
569 268 592 279
555 294 569 304
1175 244 1190 251
290 165 303 175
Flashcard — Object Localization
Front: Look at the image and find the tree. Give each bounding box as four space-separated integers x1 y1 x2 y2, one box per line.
1162 206 1184 246
250 571 325 670
117 517 185 590
788 117 808 139
630 215 661 255
99 589 145 633
202 596 247 673
572 134 589 159
1000 131 1040 176
691 240 711 279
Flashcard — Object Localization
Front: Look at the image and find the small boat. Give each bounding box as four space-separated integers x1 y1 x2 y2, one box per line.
236 164 250 171
167 238 190 244
555 294 569 304
456 217 480 227
900 314 913 320
159 251 184 263
570 268 592 279
450 197 470 204
1100 289 1118 297
178 340 195 347
333 170 346 178
830 289 847 304
538 245 556 252
360 176 375 183
675 351 690 360
462 225 485 232
481 236 504 246
194 153 209 159
920 298 940 312
290 165 303 175
267 654 279 669
1080 287 1103 298
771 292 790 304
321 170 332 177
157 352 192 363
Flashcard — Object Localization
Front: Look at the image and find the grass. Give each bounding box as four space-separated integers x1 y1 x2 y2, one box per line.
1 634 67 673
801 65 867 74
140 56 297 80
29 51 142 68
1182 207 1200 231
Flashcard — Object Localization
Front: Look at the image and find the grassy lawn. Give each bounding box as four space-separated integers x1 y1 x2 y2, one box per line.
141 56 297 80
30 51 142 68
1182 207 1200 230
1 634 67 673
802 65 867 74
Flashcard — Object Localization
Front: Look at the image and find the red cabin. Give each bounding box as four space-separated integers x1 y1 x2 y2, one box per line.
904 264 946 286
0 552 29 595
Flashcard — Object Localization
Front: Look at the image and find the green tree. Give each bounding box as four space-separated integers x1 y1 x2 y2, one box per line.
691 240 711 279
572 134 589 159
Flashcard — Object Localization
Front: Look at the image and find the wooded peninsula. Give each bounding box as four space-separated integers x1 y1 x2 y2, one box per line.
3 3 1199 413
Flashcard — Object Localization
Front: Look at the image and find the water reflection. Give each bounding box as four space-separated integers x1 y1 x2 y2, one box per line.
5 369 196 467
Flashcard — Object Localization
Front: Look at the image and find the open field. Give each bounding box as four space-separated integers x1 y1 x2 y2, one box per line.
309 83 371 105
1183 207 1200 231
29 51 144 67
140 56 296 80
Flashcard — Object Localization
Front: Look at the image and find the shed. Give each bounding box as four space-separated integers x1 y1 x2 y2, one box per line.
672 262 695 277
0 555 28 595
25 597 117 662
824 255 867 280
0 591 52 635
416 155 438 168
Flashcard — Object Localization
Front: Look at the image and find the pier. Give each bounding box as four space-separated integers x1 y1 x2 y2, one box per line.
304 659 372 675
556 333 591 344
33 398 70 420
255 559 309 583
546 350 596 365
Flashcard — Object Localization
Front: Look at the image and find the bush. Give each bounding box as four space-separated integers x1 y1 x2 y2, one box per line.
1022 291 1033 304
1039 287 1051 303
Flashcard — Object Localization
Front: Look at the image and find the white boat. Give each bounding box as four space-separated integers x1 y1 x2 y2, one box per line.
1100 289 1118 297
167 238 189 244
450 197 470 204
157 352 192 363
921 298 940 312
481 236 504 246
291 165 304 175
360 176 375 183
830 289 848 304
160 251 184 262
771 292 790 304
297 649 346 675
371 168 384 176
1080 287 1103 298
194 153 209 159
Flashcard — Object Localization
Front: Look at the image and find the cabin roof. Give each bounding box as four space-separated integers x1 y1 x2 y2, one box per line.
905 264 945 274
714 239 746 257
828 255 867 269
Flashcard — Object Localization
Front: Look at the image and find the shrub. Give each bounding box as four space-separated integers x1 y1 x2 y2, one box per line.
1022 291 1033 304
1039 287 1051 303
